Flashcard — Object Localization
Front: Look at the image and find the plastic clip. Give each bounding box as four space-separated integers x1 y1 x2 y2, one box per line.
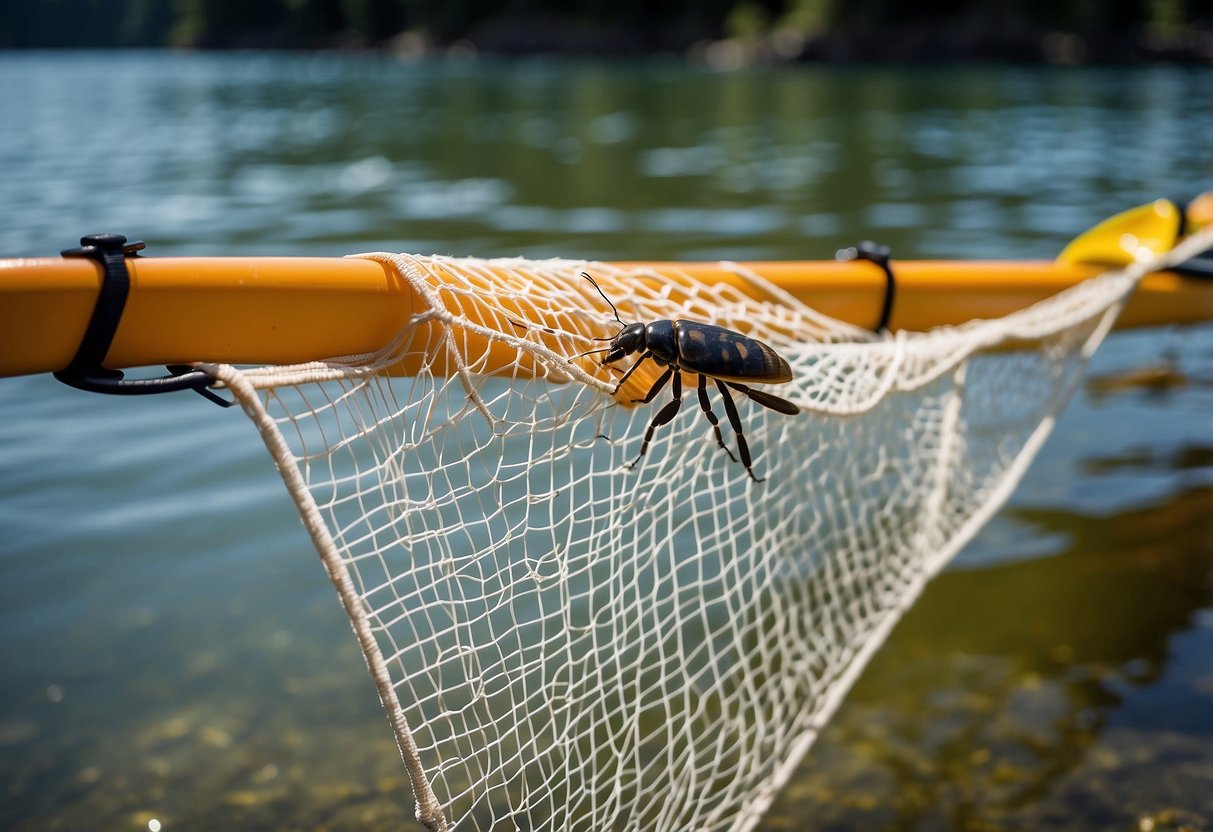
837 240 896 333
55 234 234 407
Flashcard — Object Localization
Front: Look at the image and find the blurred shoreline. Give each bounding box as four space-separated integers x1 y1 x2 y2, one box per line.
3 7 1211 66
399 17 1213 67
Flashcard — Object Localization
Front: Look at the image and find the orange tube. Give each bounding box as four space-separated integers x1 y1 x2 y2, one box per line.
2 255 1211 379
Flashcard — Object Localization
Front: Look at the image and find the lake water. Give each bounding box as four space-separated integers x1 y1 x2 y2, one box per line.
1 51 1211 831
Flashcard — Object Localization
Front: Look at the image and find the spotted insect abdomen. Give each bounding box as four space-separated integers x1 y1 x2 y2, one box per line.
673 320 793 384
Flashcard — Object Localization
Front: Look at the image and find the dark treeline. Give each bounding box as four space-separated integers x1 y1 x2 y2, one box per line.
3 0 1211 62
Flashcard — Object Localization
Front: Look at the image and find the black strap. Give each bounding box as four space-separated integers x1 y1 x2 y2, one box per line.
1170 197 1213 279
837 240 896 333
55 234 233 406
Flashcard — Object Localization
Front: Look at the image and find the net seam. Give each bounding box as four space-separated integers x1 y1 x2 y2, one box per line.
212 365 451 832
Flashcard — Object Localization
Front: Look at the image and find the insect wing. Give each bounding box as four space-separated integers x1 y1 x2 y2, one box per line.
674 321 793 384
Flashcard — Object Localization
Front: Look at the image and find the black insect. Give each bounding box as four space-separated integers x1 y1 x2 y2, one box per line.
576 273 798 482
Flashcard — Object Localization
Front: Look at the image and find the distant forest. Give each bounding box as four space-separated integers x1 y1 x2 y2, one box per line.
3 0 1211 62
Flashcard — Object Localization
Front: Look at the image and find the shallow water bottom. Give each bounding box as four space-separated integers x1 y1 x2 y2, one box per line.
3 436 1210 832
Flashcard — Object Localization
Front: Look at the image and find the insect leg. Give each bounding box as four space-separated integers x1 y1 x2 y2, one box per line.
612 351 652 394
627 372 682 470
725 381 799 416
715 379 763 483
697 374 737 462
634 366 674 404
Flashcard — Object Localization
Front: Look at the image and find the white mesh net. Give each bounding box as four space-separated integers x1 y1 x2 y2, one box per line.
206 229 1211 832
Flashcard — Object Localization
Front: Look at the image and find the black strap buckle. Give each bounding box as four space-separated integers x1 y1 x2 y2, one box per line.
837 240 896 333
55 233 233 407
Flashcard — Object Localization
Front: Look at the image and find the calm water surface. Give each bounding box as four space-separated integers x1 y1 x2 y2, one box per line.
1 51 1211 831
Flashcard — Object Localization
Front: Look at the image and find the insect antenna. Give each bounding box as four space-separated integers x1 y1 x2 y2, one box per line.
511 317 615 344
581 272 627 327
570 345 615 361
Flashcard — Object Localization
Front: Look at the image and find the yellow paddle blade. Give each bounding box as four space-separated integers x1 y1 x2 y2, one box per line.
1057 198 1181 267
